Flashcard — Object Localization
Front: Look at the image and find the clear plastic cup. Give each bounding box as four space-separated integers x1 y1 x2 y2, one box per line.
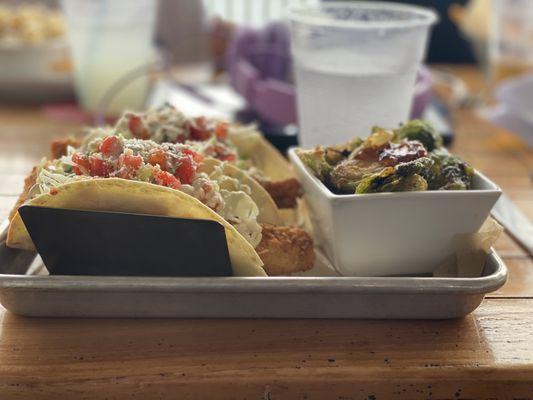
61 0 157 116
288 2 437 146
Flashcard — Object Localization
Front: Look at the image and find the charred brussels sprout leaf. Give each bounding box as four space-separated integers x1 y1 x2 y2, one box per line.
324 148 346 166
378 174 428 192
354 167 395 193
395 157 434 177
360 130 394 151
355 158 432 194
298 139 365 187
395 120 443 151
331 159 386 193
333 137 364 154
297 148 333 182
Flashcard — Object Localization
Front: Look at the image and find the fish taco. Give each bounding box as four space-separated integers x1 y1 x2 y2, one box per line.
51 104 302 208
8 134 314 276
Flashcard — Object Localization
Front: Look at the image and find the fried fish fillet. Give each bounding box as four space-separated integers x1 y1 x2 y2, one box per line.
256 223 315 276
258 177 302 209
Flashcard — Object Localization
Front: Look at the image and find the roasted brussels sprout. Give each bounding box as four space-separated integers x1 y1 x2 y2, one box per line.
424 149 474 190
330 159 385 193
353 166 395 193
297 120 473 194
395 157 434 177
324 148 346 166
357 129 394 153
355 158 432 194
332 137 364 155
296 148 333 182
394 120 443 151
377 173 428 192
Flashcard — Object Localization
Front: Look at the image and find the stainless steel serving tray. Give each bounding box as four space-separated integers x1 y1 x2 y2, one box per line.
0 220 507 319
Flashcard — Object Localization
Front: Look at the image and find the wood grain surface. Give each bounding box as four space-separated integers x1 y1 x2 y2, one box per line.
0 65 532 399
0 299 532 399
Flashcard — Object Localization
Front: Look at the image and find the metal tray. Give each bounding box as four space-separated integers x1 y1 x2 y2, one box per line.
0 220 508 319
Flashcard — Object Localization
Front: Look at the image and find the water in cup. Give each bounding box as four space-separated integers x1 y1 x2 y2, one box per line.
288 2 437 146
67 27 155 115
62 0 157 116
295 64 417 145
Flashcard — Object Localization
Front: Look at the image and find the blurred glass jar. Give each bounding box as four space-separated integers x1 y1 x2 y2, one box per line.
61 0 157 116
490 0 533 83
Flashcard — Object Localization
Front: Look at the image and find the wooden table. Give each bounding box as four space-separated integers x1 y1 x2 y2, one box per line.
0 66 532 399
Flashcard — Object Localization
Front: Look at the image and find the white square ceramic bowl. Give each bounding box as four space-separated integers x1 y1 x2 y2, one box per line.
288 148 502 276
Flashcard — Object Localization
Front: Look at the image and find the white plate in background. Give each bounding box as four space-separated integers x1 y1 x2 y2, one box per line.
0 40 74 102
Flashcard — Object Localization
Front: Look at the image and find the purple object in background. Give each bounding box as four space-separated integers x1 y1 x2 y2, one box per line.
227 22 295 126
483 73 533 147
227 21 433 126
411 66 433 119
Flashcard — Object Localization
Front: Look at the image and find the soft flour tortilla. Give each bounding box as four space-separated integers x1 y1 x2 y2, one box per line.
229 127 296 181
7 178 266 277
198 158 282 226
230 128 300 224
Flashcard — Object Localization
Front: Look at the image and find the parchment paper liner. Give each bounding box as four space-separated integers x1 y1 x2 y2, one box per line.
433 217 503 277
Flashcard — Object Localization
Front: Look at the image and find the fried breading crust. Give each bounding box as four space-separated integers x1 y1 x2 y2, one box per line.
50 137 81 159
259 177 302 209
256 223 315 276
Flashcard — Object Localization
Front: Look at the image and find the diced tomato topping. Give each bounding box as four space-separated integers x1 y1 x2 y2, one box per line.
118 168 139 179
214 144 237 163
189 117 211 141
175 134 187 143
148 149 170 171
183 148 204 163
116 153 142 179
89 156 111 177
118 153 143 170
175 155 195 185
72 153 90 175
153 169 181 189
215 122 228 139
50 187 58 195
147 149 169 171
98 135 122 157
220 153 236 162
128 115 150 139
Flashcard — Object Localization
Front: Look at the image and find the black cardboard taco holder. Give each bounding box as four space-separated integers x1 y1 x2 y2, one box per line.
0 217 507 319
